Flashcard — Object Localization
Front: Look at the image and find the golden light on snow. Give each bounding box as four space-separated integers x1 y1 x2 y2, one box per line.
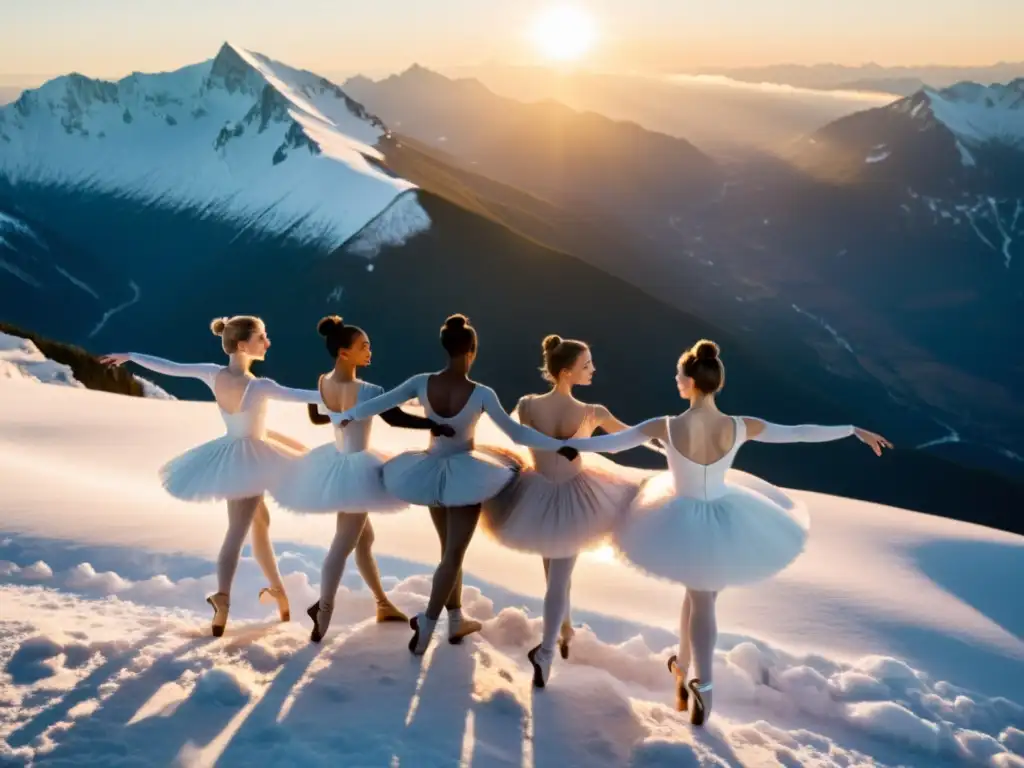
530 5 598 62
586 544 617 563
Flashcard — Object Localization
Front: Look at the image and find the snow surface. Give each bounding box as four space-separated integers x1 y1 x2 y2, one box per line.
895 80 1024 150
0 43 431 253
904 191 1023 269
0 379 1022 766
0 333 81 387
0 331 171 398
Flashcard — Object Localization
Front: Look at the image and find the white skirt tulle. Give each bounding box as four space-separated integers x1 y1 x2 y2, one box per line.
482 458 641 558
382 446 522 508
160 436 300 502
611 471 810 591
270 446 407 514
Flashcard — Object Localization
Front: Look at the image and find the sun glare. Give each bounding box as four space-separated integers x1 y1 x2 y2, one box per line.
588 544 617 563
531 5 597 62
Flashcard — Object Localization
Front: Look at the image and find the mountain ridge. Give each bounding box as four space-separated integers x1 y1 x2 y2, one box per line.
0 42 428 254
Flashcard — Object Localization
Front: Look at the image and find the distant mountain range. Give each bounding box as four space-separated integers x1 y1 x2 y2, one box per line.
694 62 1024 96
687 81 1024 476
344 66 1024 482
343 65 717 229
0 44 1021 529
442 64 898 157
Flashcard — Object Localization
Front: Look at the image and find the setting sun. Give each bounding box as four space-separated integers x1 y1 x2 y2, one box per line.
530 5 597 62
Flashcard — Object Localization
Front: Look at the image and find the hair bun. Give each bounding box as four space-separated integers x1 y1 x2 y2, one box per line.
542 334 563 354
210 317 228 336
444 313 468 330
317 315 345 337
694 339 720 361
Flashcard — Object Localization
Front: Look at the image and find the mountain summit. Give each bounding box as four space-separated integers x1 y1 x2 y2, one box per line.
0 42 430 252
794 78 1024 196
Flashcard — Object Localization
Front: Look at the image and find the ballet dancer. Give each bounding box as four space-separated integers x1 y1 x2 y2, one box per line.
481 334 663 687
271 316 453 642
566 339 891 724
101 315 325 636
331 314 574 655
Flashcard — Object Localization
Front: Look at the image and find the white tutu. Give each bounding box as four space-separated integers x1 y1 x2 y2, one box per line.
611 470 810 591
160 437 297 502
482 458 640 558
270 446 406 514
383 446 521 508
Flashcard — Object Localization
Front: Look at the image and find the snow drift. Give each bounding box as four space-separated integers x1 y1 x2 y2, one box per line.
0 375 1022 766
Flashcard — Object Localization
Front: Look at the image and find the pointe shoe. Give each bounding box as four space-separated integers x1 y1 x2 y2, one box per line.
307 600 332 643
207 592 230 638
408 613 437 656
667 655 689 712
558 623 575 660
447 610 482 644
528 644 554 689
259 586 290 622
376 600 408 623
687 679 713 726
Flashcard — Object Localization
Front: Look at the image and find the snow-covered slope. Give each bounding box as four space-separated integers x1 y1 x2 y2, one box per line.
906 80 1024 150
1 380 1022 766
797 78 1024 195
0 332 81 386
0 43 431 252
0 330 172 398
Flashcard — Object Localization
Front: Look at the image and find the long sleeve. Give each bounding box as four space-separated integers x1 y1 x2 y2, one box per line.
747 420 854 444
241 378 323 408
567 417 666 454
335 374 425 424
480 387 564 450
125 353 221 389
380 407 435 431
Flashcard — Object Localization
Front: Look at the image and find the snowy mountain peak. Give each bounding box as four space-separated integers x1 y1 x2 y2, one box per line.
0 45 430 252
208 42 264 95
890 79 1024 148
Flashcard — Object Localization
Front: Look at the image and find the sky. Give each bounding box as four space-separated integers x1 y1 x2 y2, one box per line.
1 0 1022 83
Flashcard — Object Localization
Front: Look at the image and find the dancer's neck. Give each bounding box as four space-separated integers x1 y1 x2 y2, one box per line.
687 393 719 412
553 379 574 397
227 354 254 375
445 358 471 377
332 360 358 383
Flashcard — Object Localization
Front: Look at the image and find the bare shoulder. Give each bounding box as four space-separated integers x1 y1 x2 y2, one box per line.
516 392 537 408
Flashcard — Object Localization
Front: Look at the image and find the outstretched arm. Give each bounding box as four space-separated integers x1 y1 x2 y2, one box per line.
307 403 332 426
100 353 221 388
481 388 564 450
568 416 667 454
380 407 437 431
744 419 892 456
594 405 667 456
335 375 425 424
243 378 322 407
